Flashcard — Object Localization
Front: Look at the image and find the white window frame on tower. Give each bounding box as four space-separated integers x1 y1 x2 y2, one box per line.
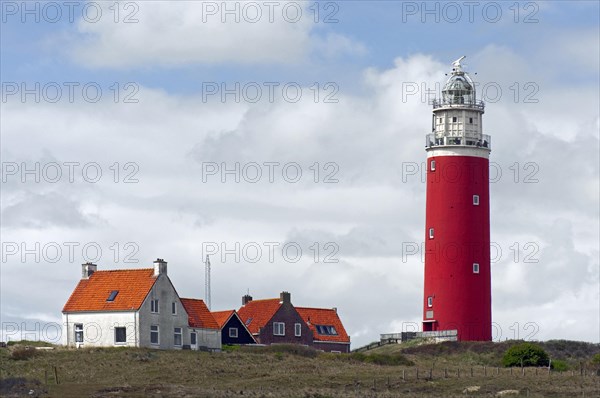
429 228 434 239
473 263 480 274
473 195 480 205
427 296 433 307
430 160 436 171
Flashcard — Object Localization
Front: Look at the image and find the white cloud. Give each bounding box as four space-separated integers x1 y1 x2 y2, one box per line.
62 0 364 68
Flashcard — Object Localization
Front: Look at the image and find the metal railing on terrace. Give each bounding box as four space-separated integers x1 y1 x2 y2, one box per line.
430 99 485 110
426 133 491 150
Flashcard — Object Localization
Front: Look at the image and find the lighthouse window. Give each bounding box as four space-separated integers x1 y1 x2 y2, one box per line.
428 228 434 239
427 296 433 307
452 116 457 122
430 160 436 171
473 263 480 274
473 195 480 205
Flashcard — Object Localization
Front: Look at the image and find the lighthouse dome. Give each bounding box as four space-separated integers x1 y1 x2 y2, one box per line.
442 72 476 105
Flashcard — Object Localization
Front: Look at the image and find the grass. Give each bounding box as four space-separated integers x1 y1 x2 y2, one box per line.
0 341 598 397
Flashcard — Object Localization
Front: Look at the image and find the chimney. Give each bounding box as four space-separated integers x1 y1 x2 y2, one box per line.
242 294 253 306
81 262 97 279
280 291 291 304
153 258 167 277
332 307 337 314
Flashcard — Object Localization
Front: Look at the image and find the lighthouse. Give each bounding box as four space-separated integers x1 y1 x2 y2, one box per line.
422 56 492 341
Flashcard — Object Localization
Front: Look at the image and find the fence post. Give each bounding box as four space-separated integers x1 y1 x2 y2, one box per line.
444 368 447 378
402 369 405 381
458 368 460 378
54 366 59 385
416 368 419 379
429 368 432 379
470 367 473 377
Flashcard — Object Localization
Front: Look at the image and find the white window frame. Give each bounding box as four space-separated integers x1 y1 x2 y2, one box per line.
150 325 159 345
114 327 127 344
473 263 480 274
294 323 302 337
473 195 480 206
429 228 434 239
427 296 433 307
273 322 285 336
229 327 238 338
150 299 159 314
74 323 83 343
430 160 436 171
190 332 197 346
171 302 177 315
174 327 182 346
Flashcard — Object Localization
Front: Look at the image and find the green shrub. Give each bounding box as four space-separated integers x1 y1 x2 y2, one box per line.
551 359 568 371
222 344 241 352
591 353 600 365
502 342 549 367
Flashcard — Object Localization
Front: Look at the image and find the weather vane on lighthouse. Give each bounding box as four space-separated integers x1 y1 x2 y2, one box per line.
422 56 492 341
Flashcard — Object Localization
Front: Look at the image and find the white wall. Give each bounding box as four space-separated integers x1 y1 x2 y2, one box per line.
137 273 190 350
190 328 221 350
62 311 138 348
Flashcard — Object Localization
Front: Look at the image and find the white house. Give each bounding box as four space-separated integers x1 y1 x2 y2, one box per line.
62 259 221 351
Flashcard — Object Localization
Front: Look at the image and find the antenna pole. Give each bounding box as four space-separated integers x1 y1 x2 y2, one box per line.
205 255 211 310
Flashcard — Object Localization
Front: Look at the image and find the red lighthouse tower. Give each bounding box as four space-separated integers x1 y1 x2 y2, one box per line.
422 56 492 341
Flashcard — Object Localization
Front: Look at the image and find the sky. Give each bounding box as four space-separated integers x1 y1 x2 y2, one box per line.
1 0 599 347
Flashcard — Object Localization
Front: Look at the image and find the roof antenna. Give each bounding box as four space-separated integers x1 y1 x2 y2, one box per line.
205 255 211 310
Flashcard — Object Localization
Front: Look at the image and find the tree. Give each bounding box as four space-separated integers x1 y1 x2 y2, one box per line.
502 342 549 367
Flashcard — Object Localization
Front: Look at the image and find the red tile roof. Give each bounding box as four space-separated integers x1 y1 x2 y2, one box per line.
211 310 235 328
237 299 281 335
62 269 157 312
180 298 219 330
296 307 350 343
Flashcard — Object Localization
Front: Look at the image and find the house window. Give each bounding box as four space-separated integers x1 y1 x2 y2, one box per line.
229 327 238 338
452 116 457 122
438 118 442 123
473 195 480 205
427 296 433 307
315 325 338 335
107 290 118 302
171 302 177 315
294 323 302 337
74 324 83 343
273 322 285 336
473 263 480 274
115 327 127 344
174 327 182 346
429 228 434 239
190 332 197 346
150 325 159 345
469 117 473 124
430 160 436 171
151 299 159 313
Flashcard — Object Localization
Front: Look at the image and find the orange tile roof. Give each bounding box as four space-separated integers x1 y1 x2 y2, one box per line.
62 269 157 312
237 299 281 335
296 307 350 343
180 298 219 330
211 310 235 328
